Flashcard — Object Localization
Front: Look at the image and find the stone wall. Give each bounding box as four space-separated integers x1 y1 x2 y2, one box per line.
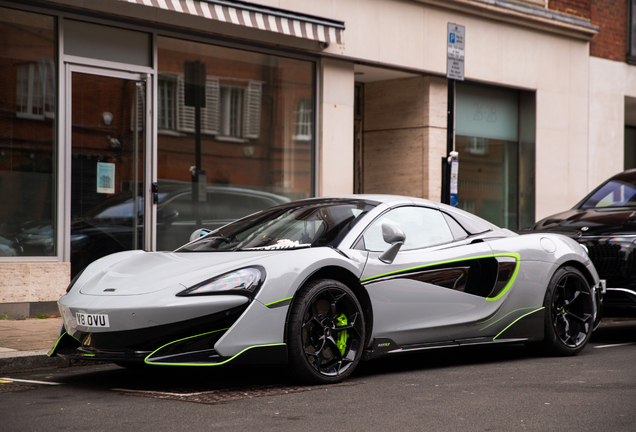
0 263 70 304
362 75 448 201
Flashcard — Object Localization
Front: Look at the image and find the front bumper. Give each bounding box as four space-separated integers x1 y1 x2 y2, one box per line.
51 283 293 365
50 303 288 366
50 303 248 361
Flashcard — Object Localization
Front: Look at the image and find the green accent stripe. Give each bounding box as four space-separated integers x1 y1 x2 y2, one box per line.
145 342 286 366
486 253 520 301
145 327 229 365
264 296 293 307
82 354 95 357
493 307 544 340
47 330 81 357
47 332 67 357
479 307 538 331
361 253 520 302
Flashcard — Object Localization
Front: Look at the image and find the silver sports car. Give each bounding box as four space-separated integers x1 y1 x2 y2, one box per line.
50 195 602 384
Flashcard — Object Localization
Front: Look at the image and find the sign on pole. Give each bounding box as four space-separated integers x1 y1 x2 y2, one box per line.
447 23 465 81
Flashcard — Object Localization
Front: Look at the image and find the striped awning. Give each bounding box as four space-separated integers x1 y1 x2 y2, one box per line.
117 0 345 44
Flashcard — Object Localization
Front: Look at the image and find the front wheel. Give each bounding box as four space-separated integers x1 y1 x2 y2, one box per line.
287 279 366 384
530 266 595 356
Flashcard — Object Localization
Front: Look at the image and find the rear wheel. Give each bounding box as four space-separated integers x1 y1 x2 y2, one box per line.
287 279 365 384
530 266 594 356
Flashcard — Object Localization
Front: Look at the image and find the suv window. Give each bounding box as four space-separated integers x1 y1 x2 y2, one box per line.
581 180 636 208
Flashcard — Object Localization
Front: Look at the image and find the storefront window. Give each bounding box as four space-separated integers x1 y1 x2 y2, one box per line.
455 82 535 230
156 36 315 250
0 8 56 257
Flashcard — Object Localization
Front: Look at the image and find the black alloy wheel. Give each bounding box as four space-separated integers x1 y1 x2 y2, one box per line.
287 279 366 384
533 266 595 356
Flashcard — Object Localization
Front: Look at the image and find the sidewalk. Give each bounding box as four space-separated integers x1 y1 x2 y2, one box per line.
0 316 70 374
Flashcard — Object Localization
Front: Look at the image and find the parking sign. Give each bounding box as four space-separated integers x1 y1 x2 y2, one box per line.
447 23 465 81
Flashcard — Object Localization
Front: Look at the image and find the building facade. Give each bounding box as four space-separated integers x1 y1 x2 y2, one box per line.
0 0 625 317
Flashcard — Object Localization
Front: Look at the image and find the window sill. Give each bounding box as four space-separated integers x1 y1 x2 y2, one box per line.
215 136 249 143
158 129 187 137
292 135 312 142
16 112 46 120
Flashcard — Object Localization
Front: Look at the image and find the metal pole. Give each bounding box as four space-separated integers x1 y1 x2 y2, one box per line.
442 79 455 204
194 100 202 228
133 81 142 249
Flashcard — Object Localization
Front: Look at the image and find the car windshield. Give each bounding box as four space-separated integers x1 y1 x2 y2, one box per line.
580 180 636 209
177 199 377 252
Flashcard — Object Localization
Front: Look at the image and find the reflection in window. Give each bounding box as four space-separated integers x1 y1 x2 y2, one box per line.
16 61 55 119
156 36 314 249
220 85 243 138
0 8 56 257
294 98 312 141
175 74 220 135
158 77 176 130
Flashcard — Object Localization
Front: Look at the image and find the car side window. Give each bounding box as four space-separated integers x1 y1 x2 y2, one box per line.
363 206 454 252
581 180 636 208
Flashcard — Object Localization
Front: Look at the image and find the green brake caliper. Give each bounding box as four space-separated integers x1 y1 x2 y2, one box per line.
335 313 349 356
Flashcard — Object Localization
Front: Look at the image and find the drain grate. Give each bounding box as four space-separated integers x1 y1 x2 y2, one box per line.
113 381 361 404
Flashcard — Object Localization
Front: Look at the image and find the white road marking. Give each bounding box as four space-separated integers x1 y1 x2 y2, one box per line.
594 343 636 349
0 377 61 385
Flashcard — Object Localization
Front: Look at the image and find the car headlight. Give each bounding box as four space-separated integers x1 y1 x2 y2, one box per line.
177 267 265 297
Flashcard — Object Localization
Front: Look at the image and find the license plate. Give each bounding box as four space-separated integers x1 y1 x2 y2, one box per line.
76 312 110 328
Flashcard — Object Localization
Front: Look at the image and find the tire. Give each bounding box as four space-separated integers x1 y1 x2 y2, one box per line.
530 266 595 356
287 279 366 384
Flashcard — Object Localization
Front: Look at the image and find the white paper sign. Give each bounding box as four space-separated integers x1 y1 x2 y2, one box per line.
97 162 115 194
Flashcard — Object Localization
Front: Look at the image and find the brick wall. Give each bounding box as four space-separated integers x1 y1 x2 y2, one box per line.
589 0 627 62
548 0 591 18
549 1 627 63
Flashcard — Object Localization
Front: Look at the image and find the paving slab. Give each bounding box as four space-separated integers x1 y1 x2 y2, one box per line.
0 317 68 374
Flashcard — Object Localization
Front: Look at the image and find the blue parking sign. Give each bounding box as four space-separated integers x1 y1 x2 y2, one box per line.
450 33 455 44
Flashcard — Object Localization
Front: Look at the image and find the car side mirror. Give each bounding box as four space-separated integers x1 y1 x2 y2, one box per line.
379 223 405 264
162 209 179 221
158 209 179 230
189 228 211 242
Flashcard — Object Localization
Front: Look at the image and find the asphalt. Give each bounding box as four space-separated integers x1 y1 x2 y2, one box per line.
0 316 69 374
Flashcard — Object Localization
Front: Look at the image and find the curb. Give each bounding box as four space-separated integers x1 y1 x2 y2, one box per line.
0 350 71 375
0 350 109 375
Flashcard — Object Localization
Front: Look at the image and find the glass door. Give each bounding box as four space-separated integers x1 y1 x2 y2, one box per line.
69 70 148 277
